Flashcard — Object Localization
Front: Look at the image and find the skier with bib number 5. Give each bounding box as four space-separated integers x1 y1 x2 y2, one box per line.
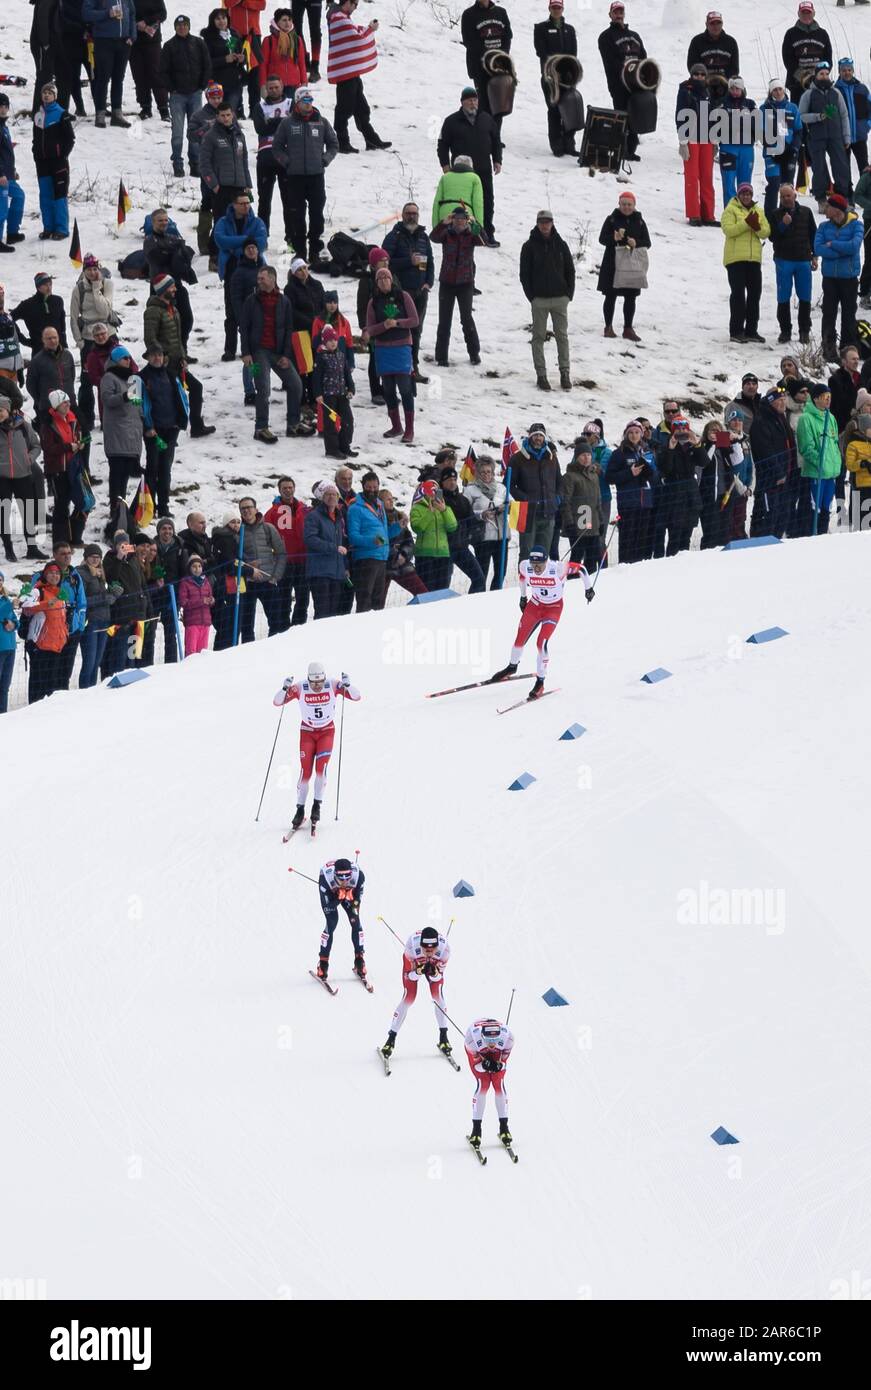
489 546 593 698
273 661 361 831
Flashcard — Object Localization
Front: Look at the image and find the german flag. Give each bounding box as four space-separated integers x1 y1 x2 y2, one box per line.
508 499 528 533
133 481 154 530
69 219 82 268
117 179 132 227
460 444 477 483
291 331 313 376
132 621 145 662
242 35 260 71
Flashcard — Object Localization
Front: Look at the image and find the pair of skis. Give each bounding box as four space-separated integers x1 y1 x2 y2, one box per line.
283 818 318 844
309 970 373 996
467 1136 519 1165
377 1046 461 1078
426 673 559 715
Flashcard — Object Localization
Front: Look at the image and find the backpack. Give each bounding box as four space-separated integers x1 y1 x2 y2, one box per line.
325 232 375 278
118 250 149 281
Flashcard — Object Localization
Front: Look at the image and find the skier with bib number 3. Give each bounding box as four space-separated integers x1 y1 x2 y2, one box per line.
380 926 452 1061
273 662 361 831
489 546 593 698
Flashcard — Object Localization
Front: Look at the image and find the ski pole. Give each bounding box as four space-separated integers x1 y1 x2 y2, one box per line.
334 683 346 821
433 996 467 1040
287 866 319 885
506 987 516 1026
591 514 620 591
255 700 286 821
446 917 455 938
377 914 406 949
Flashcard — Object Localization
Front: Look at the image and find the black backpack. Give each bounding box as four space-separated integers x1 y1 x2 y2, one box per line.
325 232 375 278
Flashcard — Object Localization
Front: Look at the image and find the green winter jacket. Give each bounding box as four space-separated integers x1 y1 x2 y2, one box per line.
431 170 485 231
410 499 457 557
796 399 841 478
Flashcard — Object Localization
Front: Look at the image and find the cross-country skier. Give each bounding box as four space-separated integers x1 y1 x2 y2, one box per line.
489 547 593 697
380 926 452 1060
465 1017 515 1151
317 857 367 982
273 662 361 831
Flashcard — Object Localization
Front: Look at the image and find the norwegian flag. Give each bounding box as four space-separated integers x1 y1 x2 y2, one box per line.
501 426 520 476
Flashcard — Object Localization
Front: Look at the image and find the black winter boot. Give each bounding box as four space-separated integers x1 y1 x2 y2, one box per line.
488 662 518 683
291 805 305 829
310 799 321 823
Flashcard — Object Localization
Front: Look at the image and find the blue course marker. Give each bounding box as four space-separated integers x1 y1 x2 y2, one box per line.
452 880 475 898
641 667 672 684
711 1126 739 1145
746 627 788 644
559 723 586 740
107 670 150 688
508 772 536 791
542 988 569 1007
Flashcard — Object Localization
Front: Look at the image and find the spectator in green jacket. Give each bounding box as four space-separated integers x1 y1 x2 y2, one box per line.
410 479 457 592
795 382 841 534
431 155 484 229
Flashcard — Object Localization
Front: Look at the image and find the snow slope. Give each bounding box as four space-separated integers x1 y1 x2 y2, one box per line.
2 0 870 566
3 533 871 1300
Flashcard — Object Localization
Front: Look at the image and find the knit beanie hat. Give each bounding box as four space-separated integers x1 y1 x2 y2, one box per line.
48 390 69 408
810 382 830 400
82 543 102 559
110 346 132 362
368 247 389 268
855 387 871 413
768 78 785 95
152 273 175 294
827 193 849 212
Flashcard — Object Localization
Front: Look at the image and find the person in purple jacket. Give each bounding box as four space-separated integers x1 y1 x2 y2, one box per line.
177 553 214 653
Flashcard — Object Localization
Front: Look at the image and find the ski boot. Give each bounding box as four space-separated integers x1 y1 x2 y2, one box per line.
499 1117 513 1146
353 954 367 981
438 1027 453 1056
380 1029 396 1060
468 1119 483 1150
528 677 545 700
310 799 321 825
291 804 305 830
316 955 329 980
489 661 518 684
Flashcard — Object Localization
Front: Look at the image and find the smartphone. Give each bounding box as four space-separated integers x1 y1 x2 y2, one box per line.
715 431 732 447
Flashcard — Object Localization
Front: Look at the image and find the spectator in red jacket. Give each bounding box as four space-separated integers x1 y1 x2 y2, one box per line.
40 389 87 547
263 474 309 627
430 206 484 366
260 9 308 98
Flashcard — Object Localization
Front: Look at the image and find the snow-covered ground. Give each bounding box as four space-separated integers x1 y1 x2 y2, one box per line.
2 532 871 1299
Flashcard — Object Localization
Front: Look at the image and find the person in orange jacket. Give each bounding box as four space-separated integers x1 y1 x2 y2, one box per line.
21 560 69 702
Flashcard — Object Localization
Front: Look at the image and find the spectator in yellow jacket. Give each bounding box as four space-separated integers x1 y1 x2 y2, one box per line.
721 182 770 343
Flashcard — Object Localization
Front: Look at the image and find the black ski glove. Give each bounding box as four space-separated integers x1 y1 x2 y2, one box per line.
585 588 596 603
519 595 527 612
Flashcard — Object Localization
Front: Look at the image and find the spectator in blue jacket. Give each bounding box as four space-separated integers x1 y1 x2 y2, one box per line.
82 0 137 129
382 204 435 382
0 569 18 712
718 76 756 204
605 420 659 564
213 192 268 359
303 482 349 619
814 193 864 358
834 57 870 189
346 471 388 612
0 93 25 252
760 80 802 219
140 345 189 517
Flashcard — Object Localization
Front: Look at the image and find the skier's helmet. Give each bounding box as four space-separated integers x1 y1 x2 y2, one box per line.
420 926 439 949
334 857 353 884
308 660 326 685
480 1019 502 1038
528 546 547 571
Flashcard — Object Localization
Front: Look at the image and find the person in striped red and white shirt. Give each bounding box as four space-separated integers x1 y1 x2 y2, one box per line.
326 0 391 153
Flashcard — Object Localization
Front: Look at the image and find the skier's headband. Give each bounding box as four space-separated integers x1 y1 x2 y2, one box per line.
481 1023 502 1038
